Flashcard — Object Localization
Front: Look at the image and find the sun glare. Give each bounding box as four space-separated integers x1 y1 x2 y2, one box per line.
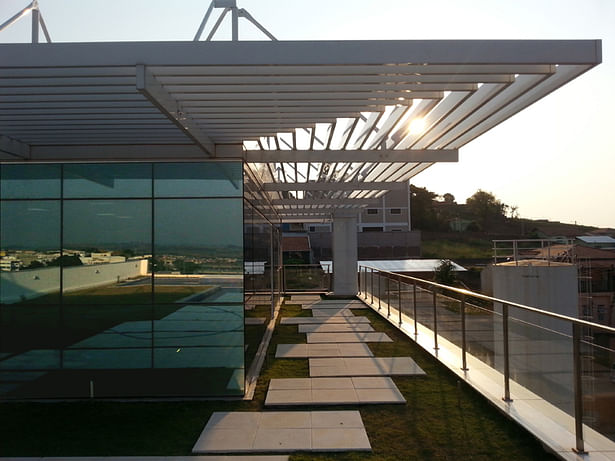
408 118 426 135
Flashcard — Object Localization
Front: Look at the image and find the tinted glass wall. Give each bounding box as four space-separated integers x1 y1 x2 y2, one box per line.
243 165 281 310
0 162 243 399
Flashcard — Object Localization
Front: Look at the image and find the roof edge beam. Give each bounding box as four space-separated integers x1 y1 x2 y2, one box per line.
243 149 458 163
28 143 204 160
136 64 215 156
263 181 407 192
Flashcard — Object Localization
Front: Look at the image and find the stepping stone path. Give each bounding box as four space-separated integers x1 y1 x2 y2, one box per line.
298 323 375 333
276 343 373 358
192 411 371 453
193 294 425 455
265 377 406 406
309 357 426 377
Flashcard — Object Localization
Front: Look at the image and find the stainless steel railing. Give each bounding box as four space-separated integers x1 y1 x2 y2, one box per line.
358 264 615 454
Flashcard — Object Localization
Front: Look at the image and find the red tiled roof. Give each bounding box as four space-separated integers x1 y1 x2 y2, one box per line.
282 236 311 252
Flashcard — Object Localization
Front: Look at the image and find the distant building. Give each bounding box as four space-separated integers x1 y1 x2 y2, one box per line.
577 235 615 250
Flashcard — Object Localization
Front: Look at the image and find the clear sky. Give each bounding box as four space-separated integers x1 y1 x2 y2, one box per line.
1 0 614 228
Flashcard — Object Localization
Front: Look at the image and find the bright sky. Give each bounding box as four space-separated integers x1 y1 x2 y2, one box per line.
1 0 614 228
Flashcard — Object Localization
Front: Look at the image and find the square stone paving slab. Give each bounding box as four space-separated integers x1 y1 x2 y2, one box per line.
298 323 375 333
309 357 426 377
280 316 370 325
306 332 393 343
265 377 405 406
192 411 371 453
276 343 374 358
301 301 367 309
290 295 322 302
311 308 355 317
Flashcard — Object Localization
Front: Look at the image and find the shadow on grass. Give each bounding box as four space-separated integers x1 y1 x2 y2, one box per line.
0 303 558 460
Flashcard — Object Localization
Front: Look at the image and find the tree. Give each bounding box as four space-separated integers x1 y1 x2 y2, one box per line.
48 255 83 267
465 190 508 229
434 259 456 286
441 193 456 204
410 185 445 231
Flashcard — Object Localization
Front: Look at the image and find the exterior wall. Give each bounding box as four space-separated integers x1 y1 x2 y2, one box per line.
0 259 148 304
332 213 358 296
0 161 245 400
492 262 578 413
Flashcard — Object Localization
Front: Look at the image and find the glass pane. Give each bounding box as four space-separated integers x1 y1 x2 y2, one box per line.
154 162 242 198
0 164 61 199
62 200 152 304
1 200 61 304
64 163 152 198
153 303 244 396
153 199 243 299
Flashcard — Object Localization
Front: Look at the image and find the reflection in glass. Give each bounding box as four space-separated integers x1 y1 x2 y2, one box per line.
0 160 248 399
154 198 242 285
154 163 242 198
153 303 244 395
62 200 151 304
0 164 61 199
0 200 61 304
64 163 152 198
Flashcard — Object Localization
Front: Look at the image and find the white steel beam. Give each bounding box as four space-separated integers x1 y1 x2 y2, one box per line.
150 64 557 76
243 149 457 163
164 83 477 93
156 74 515 85
271 198 380 206
263 181 407 192
135 64 215 156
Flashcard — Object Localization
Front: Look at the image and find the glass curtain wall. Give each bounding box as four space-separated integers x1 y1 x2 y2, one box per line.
0 162 244 399
243 164 281 312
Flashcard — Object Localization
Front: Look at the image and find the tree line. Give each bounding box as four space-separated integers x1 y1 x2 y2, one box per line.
410 185 517 232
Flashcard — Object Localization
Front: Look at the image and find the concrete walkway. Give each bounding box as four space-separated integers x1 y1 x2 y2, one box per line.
192 294 425 454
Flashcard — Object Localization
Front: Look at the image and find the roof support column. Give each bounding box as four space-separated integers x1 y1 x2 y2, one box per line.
332 209 359 297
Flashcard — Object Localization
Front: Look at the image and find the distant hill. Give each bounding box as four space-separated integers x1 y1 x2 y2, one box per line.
420 218 615 261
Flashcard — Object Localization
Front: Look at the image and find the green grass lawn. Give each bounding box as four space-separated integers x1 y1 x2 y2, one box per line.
0 301 557 460
422 238 493 259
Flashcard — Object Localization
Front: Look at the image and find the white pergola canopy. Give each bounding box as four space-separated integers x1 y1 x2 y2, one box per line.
0 40 601 220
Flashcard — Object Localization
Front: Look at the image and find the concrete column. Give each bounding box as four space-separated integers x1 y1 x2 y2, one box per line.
332 210 358 296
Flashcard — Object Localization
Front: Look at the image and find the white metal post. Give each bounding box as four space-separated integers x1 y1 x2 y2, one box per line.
31 4 39 43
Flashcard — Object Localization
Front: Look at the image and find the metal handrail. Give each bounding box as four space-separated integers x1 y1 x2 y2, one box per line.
358 264 615 455
360 265 615 335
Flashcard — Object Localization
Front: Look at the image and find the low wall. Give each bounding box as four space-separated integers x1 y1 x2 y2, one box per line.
0 259 149 304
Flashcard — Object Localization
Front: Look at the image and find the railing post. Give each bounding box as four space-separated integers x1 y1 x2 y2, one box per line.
398 275 402 326
413 281 418 335
502 303 512 402
363 267 368 300
461 294 468 371
358 265 361 296
572 323 587 454
283 265 287 293
370 267 374 304
432 289 439 350
387 275 391 318
378 271 381 311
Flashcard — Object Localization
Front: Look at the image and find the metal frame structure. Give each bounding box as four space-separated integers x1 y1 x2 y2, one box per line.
0 39 602 220
0 0 51 43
